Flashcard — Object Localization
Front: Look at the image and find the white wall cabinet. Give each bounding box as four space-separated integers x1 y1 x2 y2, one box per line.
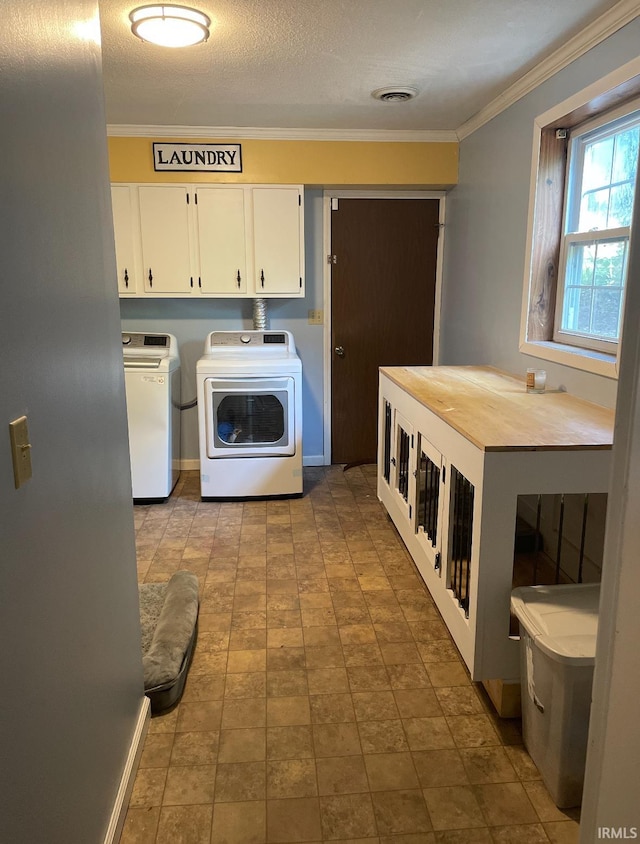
195 187 248 295
110 185 138 295
110 183 304 298
378 366 613 699
253 187 304 295
139 186 193 294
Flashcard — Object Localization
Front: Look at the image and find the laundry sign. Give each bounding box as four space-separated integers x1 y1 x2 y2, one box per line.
153 142 242 173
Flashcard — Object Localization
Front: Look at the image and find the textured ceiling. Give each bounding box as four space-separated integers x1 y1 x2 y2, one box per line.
99 0 624 132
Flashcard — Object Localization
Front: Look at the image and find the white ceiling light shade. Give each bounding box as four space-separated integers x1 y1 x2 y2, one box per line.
372 87 418 103
129 4 211 47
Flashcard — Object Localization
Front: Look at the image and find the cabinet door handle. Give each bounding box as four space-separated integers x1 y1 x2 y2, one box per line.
198 277 202 288
260 269 265 288
148 268 153 288
124 268 129 288
190 276 194 288
237 270 241 288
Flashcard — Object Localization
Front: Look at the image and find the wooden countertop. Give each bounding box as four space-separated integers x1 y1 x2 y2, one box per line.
380 365 615 452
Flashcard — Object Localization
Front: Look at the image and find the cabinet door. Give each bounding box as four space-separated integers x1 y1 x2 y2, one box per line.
252 188 303 295
380 397 394 486
196 187 247 295
138 186 193 294
111 185 137 294
414 433 445 576
446 464 475 619
391 411 415 525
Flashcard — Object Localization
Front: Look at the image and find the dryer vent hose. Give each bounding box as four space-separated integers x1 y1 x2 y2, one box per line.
253 298 268 330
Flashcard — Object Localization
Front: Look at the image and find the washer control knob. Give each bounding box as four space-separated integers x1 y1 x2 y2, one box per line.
122 334 132 345
240 334 251 344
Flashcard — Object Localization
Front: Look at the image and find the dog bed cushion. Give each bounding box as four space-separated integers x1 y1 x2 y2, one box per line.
139 570 199 712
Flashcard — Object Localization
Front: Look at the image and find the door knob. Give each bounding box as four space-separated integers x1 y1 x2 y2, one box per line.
335 346 345 357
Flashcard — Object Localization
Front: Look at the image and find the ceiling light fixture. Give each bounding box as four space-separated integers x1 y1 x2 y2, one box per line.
129 4 211 47
372 87 418 103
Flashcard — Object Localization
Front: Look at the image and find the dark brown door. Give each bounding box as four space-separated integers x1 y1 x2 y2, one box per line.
331 198 439 465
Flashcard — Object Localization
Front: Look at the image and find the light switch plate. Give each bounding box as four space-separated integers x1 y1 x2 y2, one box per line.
308 309 324 325
9 415 32 489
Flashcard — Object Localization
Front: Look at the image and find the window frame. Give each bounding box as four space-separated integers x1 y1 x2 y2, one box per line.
519 57 640 380
553 102 639 354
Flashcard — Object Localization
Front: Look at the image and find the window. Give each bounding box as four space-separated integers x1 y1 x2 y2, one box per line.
520 62 640 377
554 106 640 353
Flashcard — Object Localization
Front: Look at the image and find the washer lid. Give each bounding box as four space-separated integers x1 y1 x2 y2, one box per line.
122 332 180 370
123 356 163 369
510 583 600 665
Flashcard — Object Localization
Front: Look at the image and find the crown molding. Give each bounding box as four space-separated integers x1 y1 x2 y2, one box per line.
456 0 640 141
107 1 637 147
106 124 459 143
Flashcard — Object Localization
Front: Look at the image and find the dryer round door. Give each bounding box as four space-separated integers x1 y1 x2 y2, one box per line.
204 376 297 458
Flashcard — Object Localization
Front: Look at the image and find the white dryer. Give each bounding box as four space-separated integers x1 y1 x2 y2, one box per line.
122 332 181 500
197 330 303 498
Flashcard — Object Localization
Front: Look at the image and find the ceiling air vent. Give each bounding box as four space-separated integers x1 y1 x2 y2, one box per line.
372 87 418 103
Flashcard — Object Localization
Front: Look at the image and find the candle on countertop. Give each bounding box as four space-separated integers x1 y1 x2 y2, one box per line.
526 368 547 393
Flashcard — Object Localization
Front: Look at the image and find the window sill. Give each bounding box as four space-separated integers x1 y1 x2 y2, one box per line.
520 339 618 379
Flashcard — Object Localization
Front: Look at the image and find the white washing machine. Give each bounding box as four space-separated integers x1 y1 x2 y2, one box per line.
122 332 181 500
197 330 303 498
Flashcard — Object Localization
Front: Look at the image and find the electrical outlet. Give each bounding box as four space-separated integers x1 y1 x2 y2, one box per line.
308 309 324 325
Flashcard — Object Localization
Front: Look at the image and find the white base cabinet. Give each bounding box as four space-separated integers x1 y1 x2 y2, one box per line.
112 183 304 298
378 366 613 684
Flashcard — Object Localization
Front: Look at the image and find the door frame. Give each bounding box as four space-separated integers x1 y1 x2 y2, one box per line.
322 189 447 465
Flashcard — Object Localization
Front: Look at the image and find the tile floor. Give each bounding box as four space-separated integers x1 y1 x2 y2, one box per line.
122 466 580 844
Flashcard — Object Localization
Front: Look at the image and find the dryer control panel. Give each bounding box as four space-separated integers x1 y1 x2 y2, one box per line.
207 331 295 353
209 331 288 347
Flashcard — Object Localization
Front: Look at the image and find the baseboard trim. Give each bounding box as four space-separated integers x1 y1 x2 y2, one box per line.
103 696 151 844
303 454 325 466
180 459 200 470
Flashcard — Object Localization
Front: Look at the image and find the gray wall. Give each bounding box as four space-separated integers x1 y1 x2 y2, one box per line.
0 2 145 842
581 149 640 839
120 188 326 463
440 18 640 408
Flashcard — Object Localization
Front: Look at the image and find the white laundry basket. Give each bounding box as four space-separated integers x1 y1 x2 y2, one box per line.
510 582 600 808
